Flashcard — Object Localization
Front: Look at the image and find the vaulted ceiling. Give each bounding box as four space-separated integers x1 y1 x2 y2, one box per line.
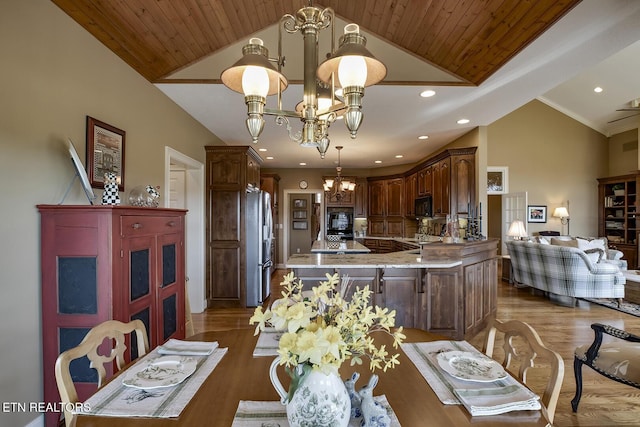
51 0 640 169
52 0 579 85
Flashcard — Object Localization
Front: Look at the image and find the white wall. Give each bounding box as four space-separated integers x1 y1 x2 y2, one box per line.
0 2 223 425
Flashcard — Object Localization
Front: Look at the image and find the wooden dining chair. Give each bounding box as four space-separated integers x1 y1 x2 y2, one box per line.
54 319 149 427
483 319 565 425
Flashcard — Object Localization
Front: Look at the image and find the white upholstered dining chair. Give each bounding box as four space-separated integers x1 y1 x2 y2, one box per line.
483 319 565 425
54 319 149 427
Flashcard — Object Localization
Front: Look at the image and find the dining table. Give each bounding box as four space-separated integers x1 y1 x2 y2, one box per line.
74 328 551 427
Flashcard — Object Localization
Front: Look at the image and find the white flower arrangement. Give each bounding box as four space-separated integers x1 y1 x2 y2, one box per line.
250 272 405 374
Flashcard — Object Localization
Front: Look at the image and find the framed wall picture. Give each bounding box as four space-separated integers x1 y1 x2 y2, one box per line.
487 166 508 195
293 220 308 230
293 199 307 208
527 205 547 223
293 210 307 219
86 116 126 191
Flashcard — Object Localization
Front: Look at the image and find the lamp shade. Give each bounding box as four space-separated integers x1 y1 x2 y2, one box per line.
316 25 387 88
507 220 528 239
221 38 288 96
553 207 569 218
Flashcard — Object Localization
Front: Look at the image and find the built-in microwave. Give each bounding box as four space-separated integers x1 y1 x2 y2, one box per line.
414 196 432 218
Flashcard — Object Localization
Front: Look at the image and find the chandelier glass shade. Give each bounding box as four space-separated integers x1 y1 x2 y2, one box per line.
323 146 355 200
220 3 386 158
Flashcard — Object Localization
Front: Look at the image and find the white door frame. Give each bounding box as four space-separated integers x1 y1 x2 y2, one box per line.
282 189 324 266
501 191 528 254
164 147 206 313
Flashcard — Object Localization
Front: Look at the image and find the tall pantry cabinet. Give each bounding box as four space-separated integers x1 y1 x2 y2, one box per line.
39 205 186 427
205 145 262 308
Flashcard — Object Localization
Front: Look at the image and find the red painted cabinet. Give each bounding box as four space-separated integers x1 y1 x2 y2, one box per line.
38 205 186 427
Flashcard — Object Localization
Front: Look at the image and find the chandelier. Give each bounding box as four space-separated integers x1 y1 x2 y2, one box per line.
220 1 386 158
323 146 355 200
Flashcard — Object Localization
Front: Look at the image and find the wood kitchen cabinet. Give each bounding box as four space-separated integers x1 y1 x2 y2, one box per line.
39 205 186 427
205 146 262 308
367 176 404 236
417 166 432 196
450 152 475 216
378 268 419 329
405 173 417 217
432 157 450 216
354 177 368 218
463 257 498 335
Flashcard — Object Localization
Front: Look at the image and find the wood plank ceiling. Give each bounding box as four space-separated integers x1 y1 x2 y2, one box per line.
51 0 581 85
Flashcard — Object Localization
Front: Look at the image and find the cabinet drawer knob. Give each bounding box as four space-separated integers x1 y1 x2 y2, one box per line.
167 221 176 227
131 222 142 229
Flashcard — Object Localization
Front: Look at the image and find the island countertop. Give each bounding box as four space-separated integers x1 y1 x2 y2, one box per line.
286 252 461 268
311 240 371 253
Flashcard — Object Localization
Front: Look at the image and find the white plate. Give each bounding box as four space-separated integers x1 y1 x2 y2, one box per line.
122 355 197 389
436 351 508 382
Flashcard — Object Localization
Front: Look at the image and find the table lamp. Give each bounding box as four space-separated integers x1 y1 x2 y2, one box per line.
507 219 528 240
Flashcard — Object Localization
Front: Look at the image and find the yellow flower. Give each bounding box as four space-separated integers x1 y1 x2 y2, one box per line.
251 273 404 373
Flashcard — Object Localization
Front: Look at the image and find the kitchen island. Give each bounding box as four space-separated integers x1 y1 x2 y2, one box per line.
310 239 371 254
286 239 498 340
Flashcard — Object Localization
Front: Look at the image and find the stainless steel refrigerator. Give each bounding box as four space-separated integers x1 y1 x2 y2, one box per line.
245 190 273 307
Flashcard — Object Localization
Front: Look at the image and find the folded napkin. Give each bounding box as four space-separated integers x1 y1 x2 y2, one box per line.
454 384 541 416
158 339 218 356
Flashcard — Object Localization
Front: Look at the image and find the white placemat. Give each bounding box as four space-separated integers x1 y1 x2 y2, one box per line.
253 327 281 357
232 395 400 426
400 340 540 416
75 346 227 418
158 339 219 356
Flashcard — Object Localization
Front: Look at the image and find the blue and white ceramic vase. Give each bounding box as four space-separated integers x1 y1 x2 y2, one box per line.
269 357 350 427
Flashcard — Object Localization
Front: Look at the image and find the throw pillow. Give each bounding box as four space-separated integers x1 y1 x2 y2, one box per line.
536 236 551 245
583 248 605 263
576 237 608 252
550 237 578 247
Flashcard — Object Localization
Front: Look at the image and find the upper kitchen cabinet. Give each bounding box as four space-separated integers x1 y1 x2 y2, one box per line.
205 146 262 308
405 173 417 217
432 157 451 216
417 166 432 196
450 150 476 216
354 178 368 218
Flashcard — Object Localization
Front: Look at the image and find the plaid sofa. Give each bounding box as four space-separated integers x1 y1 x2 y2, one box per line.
506 240 625 299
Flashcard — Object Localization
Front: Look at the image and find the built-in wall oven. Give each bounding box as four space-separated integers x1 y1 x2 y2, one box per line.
326 207 354 240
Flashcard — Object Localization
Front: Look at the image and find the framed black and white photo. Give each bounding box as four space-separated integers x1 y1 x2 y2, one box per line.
293 210 307 219
487 166 508 195
293 199 307 208
292 220 308 230
527 205 547 223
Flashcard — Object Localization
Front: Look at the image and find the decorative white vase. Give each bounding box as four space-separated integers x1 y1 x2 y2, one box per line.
269 357 350 427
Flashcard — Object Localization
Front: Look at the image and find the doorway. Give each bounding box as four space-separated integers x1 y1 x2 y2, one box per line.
164 147 206 313
282 189 324 264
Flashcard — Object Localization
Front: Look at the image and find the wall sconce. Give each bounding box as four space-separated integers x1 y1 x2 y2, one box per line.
507 219 528 240
553 205 570 236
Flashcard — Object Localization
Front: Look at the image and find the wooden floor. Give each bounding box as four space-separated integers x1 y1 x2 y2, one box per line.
192 269 640 427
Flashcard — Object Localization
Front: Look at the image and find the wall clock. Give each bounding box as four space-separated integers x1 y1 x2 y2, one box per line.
299 180 308 189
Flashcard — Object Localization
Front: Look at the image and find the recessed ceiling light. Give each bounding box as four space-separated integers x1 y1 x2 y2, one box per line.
594 86 603 93
374 160 382 164
420 90 436 98
395 155 403 159
258 148 267 152
266 156 274 160
299 162 307 166
418 135 429 140
457 118 470 124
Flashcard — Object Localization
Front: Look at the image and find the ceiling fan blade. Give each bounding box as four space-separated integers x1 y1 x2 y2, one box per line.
608 113 640 123
616 108 640 112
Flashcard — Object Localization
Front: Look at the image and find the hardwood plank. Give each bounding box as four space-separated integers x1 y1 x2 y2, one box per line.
193 268 640 426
